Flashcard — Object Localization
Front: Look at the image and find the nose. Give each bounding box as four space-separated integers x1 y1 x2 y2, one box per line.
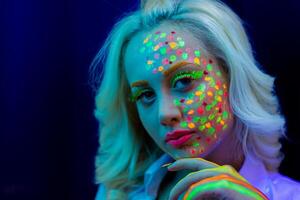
159 95 182 127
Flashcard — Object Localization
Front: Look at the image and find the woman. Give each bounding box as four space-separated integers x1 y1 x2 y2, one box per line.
90 0 300 199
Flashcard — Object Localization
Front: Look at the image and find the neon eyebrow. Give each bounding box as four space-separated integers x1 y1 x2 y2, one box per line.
163 61 191 76
131 80 149 88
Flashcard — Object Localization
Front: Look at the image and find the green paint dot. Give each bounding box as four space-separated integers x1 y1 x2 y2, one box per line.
216 116 222 123
200 117 208 124
223 124 228 130
200 94 206 101
182 52 188 60
154 34 159 40
181 121 188 128
160 47 167 55
199 125 206 131
183 107 189 113
209 79 216 87
216 71 222 77
207 127 216 135
146 41 153 47
193 116 201 123
218 90 224 95
173 99 180 106
194 70 203 79
211 100 217 107
206 105 212 111
160 32 167 38
193 142 200 147
207 64 213 71
178 40 185 47
194 50 201 57
188 93 195 99
208 114 215 120
170 55 177 62
197 83 206 92
222 111 229 119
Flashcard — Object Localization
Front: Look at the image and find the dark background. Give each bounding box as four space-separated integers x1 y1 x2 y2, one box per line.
1 0 299 199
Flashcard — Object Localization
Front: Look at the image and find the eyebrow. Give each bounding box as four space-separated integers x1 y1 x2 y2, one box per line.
130 61 192 88
162 60 191 76
131 80 149 88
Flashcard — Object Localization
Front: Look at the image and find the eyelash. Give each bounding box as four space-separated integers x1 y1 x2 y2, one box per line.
130 70 203 103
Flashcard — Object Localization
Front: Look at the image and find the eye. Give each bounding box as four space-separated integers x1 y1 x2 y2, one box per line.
171 70 203 90
132 89 156 104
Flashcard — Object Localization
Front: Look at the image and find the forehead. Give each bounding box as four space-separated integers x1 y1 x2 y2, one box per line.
124 24 209 84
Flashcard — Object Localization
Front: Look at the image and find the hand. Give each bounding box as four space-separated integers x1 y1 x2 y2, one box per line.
167 158 269 200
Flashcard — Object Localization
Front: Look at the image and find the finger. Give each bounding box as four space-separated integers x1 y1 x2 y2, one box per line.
168 157 219 171
169 165 247 200
183 175 268 200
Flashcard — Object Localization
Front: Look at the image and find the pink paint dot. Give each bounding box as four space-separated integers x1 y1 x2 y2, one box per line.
224 92 228 97
176 49 183 56
154 53 160 59
152 68 158 74
191 149 196 154
216 125 222 132
162 58 169 65
186 48 191 53
167 35 174 41
201 58 207 66
194 97 199 102
206 138 211 143
197 107 204 115
187 116 192 122
155 31 161 34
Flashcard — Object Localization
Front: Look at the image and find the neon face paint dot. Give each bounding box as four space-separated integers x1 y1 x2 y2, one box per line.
170 55 177 62
193 142 200 147
204 76 211 81
199 125 205 131
147 60 153 65
160 47 167 54
173 99 180 106
188 110 195 115
208 127 215 135
188 123 195 129
193 116 200 122
207 91 213 96
187 116 192 122
205 122 211 128
223 124 228 130
194 50 201 57
205 105 212 111
154 53 160 59
207 64 213 71
195 91 202 96
152 68 157 74
220 120 225 125
197 107 204 115
218 90 224 95
169 42 177 49
180 121 188 128
197 84 206 91
160 32 166 38
194 57 200 65
216 71 222 76
222 111 229 119
186 99 193 105
158 66 164 71
200 117 207 124
162 58 169 65
216 116 222 123
182 52 188 60
208 114 215 120
178 40 185 47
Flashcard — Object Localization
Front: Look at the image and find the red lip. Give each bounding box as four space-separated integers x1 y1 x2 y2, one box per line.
165 130 195 148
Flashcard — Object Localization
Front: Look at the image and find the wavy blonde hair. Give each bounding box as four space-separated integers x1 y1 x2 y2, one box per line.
89 0 286 198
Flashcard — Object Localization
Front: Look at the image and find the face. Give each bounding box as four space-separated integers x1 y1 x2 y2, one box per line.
124 24 235 160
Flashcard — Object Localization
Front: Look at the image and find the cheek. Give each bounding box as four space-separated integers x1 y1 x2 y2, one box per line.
176 76 232 139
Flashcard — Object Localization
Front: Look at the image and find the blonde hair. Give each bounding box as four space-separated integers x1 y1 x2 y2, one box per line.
89 0 285 198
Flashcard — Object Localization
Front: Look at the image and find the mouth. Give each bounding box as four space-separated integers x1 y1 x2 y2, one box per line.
165 130 195 148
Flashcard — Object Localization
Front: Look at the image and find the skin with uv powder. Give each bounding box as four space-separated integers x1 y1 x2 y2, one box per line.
130 30 233 158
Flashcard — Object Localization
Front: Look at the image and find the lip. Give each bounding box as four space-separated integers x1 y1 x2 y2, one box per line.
165 130 195 148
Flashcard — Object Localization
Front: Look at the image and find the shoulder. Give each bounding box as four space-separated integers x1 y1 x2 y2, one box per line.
269 173 300 199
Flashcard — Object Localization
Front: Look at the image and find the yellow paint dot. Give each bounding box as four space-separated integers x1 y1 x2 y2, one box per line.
143 37 149 44
147 60 153 65
169 42 177 49
207 91 213 96
153 45 160 51
188 110 194 115
194 57 200 65
188 123 195 129
205 122 211 128
158 66 164 71
220 120 225 125
186 99 193 105
205 76 211 82
217 96 222 102
195 91 202 96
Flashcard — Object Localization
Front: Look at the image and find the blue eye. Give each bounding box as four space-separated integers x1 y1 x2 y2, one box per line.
173 77 194 90
136 89 155 104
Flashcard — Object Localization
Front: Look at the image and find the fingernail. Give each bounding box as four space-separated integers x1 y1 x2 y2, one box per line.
161 162 173 168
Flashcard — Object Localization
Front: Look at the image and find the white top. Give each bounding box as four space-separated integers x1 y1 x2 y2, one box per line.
95 154 300 200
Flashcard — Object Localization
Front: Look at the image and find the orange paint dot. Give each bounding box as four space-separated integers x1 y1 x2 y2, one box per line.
207 91 213 96
169 42 177 49
188 123 195 129
205 122 211 128
186 99 193 105
217 96 222 102
147 60 153 65
143 38 149 44
195 91 202 96
153 45 160 51
220 120 225 125
188 110 195 115
158 66 164 71
215 85 220 90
